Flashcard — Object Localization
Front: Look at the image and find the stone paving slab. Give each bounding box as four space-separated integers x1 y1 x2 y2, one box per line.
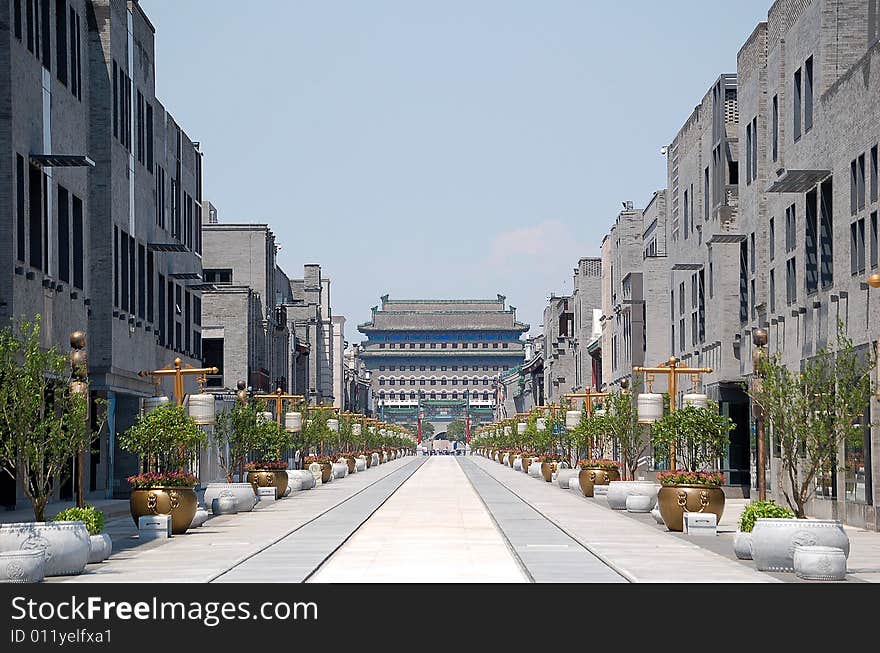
457 457 625 583
54 457 422 583
308 456 528 583
469 456 778 583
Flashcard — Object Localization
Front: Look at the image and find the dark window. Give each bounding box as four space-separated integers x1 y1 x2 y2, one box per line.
793 68 802 141
136 90 144 164
155 166 165 228
55 0 67 86
146 103 153 172
751 117 758 181
16 155 25 262
174 284 182 350
57 185 69 283
820 178 834 289
704 167 710 220
120 229 129 311
157 273 166 345
858 153 866 211
69 7 79 98
772 95 778 161
112 61 118 139
167 280 175 350
14 0 22 40
26 0 34 52
745 122 752 185
769 217 775 260
785 204 796 253
71 195 83 289
851 218 866 275
28 165 42 270
147 250 154 323
871 211 879 269
786 257 797 305
805 187 818 294
184 291 191 353
203 268 232 284
113 226 119 307
137 243 146 319
40 0 50 69
872 145 878 204
804 56 813 132
683 187 689 238
128 236 135 316
739 240 748 323
698 269 705 343
769 269 776 314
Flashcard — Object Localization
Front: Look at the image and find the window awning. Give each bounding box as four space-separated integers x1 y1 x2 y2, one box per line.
29 154 95 168
148 242 189 252
169 272 202 280
671 263 704 270
185 283 216 291
707 234 747 244
766 169 831 193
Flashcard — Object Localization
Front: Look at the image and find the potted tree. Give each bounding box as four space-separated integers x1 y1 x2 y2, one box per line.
204 400 264 512
0 319 98 576
733 500 794 560
745 325 867 571
119 402 205 534
54 505 111 564
651 401 733 531
245 412 293 499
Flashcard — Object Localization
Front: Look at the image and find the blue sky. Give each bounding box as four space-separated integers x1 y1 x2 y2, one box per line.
141 0 769 340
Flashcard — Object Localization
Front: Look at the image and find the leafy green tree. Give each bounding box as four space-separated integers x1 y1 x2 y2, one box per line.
650 401 733 473
214 400 272 481
0 319 101 521
446 419 467 442
594 388 647 480
747 325 875 517
119 402 206 475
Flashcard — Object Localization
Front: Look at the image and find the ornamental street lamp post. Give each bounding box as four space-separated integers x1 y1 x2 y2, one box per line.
752 327 768 501
69 331 89 509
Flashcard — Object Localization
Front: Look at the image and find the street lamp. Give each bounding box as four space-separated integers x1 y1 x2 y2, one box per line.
69 331 89 509
752 327 768 501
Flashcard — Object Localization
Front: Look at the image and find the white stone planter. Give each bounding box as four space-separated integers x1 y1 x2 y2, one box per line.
332 462 348 479
189 508 209 529
355 458 367 472
502 453 510 465
0 550 45 583
625 494 655 513
0 521 89 577
556 469 578 489
528 462 543 478
88 533 113 564
203 483 257 513
371 453 380 467
606 481 659 510
211 496 237 515
309 462 323 486
286 471 304 493
793 545 847 581
751 518 850 572
733 531 753 560
651 507 665 524
568 476 580 491
290 470 316 490
513 457 523 472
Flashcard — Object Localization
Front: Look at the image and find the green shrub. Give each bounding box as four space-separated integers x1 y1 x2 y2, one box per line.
53 505 105 535
737 500 795 533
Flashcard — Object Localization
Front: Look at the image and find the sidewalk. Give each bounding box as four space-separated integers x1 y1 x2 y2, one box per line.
0 497 131 524
469 456 776 583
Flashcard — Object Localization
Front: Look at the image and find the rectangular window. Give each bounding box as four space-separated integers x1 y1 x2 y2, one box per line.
751 117 758 181
157 273 165 345
683 188 689 238
72 195 83 289
120 229 129 311
167 280 174 350
750 232 756 275
69 7 78 98
26 0 34 52
129 236 136 316
147 250 154 323
820 178 834 288
185 291 191 353
55 0 67 86
852 218 866 275
137 243 146 320
40 0 50 69
136 90 144 164
804 56 813 132
28 165 42 270
769 217 775 260
772 95 778 161
698 269 705 343
113 226 119 307
57 185 69 283
16 155 25 262
872 145 878 204
146 103 153 172
805 188 818 294
769 269 776 314
112 61 118 139
745 123 752 185
787 257 797 305
678 281 685 315
750 279 756 319
739 240 749 323
858 153 866 211
679 318 685 351
704 167 710 219
156 166 165 228
793 68 802 141
14 0 22 40
786 204 797 252
872 211 879 269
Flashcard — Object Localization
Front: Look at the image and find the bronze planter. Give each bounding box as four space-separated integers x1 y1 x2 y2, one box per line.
345 457 356 474
130 487 198 535
509 454 517 468
521 457 532 473
657 484 726 532
320 463 332 483
578 467 620 497
540 462 554 483
246 470 289 499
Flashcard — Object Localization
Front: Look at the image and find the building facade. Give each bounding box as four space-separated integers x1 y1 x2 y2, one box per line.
286 264 334 405
357 296 528 430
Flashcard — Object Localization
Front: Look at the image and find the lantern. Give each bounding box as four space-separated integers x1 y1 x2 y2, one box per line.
504 426 511 436
565 410 582 429
517 422 526 435
186 393 216 425
327 418 339 432
258 411 274 424
536 417 546 432
352 423 362 436
142 396 170 414
284 412 303 432
593 408 606 417
637 393 664 423
683 393 708 410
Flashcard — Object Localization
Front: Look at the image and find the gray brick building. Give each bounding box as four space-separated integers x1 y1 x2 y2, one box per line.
1 1 206 504
287 264 335 405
